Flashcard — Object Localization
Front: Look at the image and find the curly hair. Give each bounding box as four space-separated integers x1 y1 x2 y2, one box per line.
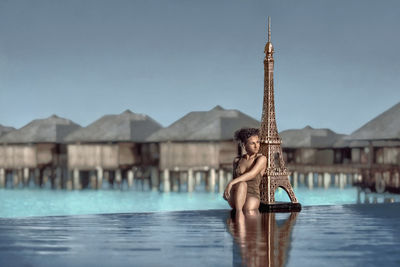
234 128 260 144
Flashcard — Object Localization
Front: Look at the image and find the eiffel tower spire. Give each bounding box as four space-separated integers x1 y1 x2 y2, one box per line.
260 16 282 159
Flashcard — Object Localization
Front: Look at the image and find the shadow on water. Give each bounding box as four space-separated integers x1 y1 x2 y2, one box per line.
226 211 298 267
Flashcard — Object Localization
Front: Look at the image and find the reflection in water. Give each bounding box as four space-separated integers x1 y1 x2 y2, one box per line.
227 211 298 267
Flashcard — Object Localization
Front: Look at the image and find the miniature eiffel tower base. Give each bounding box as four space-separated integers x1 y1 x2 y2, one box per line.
259 202 302 213
259 173 302 213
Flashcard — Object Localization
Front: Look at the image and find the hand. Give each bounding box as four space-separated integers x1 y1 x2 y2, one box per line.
223 182 233 200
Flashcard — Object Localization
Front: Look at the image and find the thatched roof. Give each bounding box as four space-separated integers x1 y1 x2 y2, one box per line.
64 110 162 143
0 115 81 144
280 126 345 149
347 102 400 141
0 124 15 137
146 105 260 142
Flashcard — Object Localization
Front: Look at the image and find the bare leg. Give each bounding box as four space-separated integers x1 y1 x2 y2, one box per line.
228 182 247 211
243 196 260 216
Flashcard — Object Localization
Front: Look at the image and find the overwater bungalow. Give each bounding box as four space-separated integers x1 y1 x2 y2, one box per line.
146 105 260 192
280 126 345 165
0 115 81 188
346 102 400 193
64 110 162 190
279 126 357 189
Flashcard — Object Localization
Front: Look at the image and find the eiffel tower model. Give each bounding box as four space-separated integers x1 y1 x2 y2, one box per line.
259 17 301 211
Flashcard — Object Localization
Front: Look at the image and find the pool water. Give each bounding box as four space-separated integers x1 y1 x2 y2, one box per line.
1 204 400 267
1 186 400 218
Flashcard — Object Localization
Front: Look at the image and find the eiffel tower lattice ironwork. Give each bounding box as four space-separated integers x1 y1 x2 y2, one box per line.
259 17 298 204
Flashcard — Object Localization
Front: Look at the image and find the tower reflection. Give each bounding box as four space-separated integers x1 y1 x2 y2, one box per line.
227 211 298 267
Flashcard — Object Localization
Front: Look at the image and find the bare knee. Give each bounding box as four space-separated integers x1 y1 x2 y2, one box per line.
244 209 260 216
243 196 260 214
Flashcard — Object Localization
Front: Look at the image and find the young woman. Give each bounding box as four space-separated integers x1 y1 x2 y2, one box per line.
224 128 266 214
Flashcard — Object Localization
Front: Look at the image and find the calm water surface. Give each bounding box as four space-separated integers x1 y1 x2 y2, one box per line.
0 204 400 267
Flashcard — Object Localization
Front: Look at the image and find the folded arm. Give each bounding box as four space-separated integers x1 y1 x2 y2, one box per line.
230 156 266 186
224 155 266 200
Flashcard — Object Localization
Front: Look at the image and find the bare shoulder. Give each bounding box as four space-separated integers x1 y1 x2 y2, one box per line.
255 154 267 163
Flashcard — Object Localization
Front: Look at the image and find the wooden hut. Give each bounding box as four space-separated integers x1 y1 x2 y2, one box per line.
280 126 345 165
146 105 260 192
0 115 81 188
279 126 355 189
346 102 400 192
64 110 162 190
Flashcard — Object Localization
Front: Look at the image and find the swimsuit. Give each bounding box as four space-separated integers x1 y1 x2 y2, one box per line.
233 157 262 199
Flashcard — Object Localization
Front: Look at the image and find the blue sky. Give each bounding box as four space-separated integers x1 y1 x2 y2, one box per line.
0 0 399 134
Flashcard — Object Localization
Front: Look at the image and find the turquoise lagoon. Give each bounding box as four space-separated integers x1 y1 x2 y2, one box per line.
1 185 400 218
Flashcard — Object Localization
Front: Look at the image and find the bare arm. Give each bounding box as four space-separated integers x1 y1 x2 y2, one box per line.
230 155 266 186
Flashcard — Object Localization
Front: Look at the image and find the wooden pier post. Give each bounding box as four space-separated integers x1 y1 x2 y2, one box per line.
307 172 313 190
334 173 339 187
0 168 5 188
23 168 30 187
187 168 194 193
163 169 170 193
127 169 134 188
65 169 72 190
13 169 21 188
218 169 225 194
375 172 385 193
73 168 80 190
115 169 122 189
293 171 298 188
317 173 323 188
150 167 159 191
339 173 345 189
323 172 331 189
208 168 216 193
96 167 103 189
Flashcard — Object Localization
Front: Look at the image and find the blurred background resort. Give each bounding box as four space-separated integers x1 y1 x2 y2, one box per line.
0 102 399 197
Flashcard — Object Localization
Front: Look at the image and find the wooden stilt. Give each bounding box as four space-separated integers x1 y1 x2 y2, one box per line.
0 168 5 188
208 168 216 193
323 172 330 189
96 167 103 189
23 168 30 187
187 168 194 193
293 171 298 188
150 167 159 191
127 169 134 188
163 169 170 193
218 169 225 194
307 172 313 190
73 168 80 190
317 173 323 187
